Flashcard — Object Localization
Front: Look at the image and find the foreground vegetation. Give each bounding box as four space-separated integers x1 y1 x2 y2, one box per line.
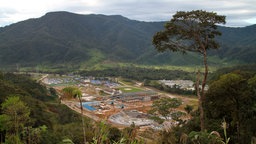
0 72 146 143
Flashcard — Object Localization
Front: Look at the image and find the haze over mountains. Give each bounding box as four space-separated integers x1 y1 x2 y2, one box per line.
0 11 255 68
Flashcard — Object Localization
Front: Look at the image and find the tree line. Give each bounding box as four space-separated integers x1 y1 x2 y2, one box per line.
79 66 194 81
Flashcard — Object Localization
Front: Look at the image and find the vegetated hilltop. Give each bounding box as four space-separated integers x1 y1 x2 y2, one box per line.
0 11 255 69
0 11 163 68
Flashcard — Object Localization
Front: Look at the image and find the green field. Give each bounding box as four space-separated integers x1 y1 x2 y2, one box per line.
118 87 144 93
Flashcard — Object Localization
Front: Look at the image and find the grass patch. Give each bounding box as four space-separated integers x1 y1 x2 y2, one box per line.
118 87 143 93
80 49 105 69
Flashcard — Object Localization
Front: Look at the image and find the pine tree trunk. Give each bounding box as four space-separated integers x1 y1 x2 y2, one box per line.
200 50 208 131
196 47 208 131
196 70 205 131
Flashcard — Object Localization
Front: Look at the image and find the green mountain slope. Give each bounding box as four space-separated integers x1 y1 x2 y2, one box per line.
0 11 255 69
211 25 256 63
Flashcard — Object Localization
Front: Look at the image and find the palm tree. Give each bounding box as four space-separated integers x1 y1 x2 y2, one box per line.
72 88 86 144
62 87 86 144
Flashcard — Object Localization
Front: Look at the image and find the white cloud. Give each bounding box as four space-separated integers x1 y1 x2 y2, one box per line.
0 0 256 27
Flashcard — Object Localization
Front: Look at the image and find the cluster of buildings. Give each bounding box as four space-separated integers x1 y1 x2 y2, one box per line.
110 91 160 103
159 80 195 90
109 110 155 126
159 79 209 91
42 77 75 85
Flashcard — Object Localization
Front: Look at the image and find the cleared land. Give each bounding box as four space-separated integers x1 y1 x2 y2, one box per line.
41 74 198 130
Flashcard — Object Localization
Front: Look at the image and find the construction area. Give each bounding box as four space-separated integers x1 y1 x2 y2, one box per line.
78 89 161 128
42 74 194 129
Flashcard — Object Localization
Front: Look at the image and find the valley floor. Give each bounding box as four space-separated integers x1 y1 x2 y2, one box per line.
40 74 198 131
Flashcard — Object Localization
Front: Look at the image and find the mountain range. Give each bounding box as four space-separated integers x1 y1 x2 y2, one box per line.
0 11 255 69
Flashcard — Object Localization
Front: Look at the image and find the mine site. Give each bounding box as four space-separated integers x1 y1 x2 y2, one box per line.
41 74 197 130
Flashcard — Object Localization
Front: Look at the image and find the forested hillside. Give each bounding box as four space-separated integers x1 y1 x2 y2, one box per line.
0 11 255 69
211 25 256 63
0 12 164 68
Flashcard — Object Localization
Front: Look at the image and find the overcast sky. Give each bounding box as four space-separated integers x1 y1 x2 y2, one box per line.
1 0 256 27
